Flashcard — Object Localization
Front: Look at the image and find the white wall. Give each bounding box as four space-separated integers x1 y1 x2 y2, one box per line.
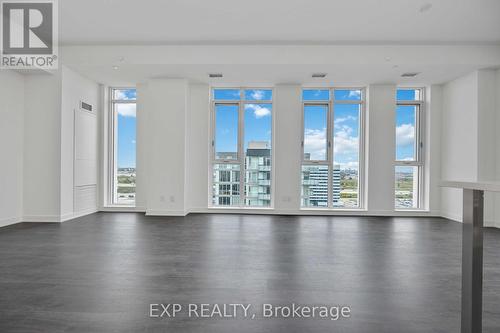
23 72 62 221
137 82 444 217
273 85 302 212
0 71 24 227
426 85 442 214
495 69 500 228
366 85 397 213
441 72 478 221
144 79 188 215
20 67 100 222
441 69 499 225
135 83 148 210
185 84 210 211
60 66 100 220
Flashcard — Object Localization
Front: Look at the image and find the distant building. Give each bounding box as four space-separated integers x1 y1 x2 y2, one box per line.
301 165 328 207
332 165 341 206
301 164 341 207
245 141 271 207
213 141 271 207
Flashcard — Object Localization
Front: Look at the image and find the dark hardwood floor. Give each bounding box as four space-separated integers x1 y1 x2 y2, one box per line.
1 213 499 332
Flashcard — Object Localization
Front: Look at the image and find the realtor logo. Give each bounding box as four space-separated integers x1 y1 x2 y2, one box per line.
1 0 58 69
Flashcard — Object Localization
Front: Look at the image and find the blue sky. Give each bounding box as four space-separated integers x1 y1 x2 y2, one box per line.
214 89 273 156
115 88 417 170
116 89 137 168
396 89 418 161
302 89 361 168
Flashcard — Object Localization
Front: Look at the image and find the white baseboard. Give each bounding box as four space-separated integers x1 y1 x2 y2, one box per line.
22 215 62 223
188 207 442 217
440 211 462 222
0 216 22 228
22 209 98 223
60 209 98 222
100 206 146 212
484 219 498 228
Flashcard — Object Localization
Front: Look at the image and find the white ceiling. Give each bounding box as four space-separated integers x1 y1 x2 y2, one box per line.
61 45 500 86
60 0 500 45
57 0 500 85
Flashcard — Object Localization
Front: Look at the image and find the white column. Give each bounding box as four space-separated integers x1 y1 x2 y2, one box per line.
273 84 302 213
144 79 188 216
366 84 396 213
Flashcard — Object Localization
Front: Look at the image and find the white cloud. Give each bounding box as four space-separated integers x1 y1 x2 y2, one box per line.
246 104 271 118
396 123 415 146
334 125 358 154
348 90 361 99
116 104 136 117
304 128 327 160
251 90 265 100
114 90 135 100
335 115 357 125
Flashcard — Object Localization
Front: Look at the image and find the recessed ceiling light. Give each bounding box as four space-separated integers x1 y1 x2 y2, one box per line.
112 65 119 70
312 73 327 78
208 73 223 78
401 72 420 77
419 3 432 13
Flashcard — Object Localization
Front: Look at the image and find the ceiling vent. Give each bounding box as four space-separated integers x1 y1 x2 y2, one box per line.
401 72 420 78
312 73 327 78
208 73 223 78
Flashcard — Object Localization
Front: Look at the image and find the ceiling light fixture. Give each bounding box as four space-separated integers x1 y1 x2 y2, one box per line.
401 72 420 78
112 65 119 70
312 73 327 78
419 3 432 13
208 73 223 78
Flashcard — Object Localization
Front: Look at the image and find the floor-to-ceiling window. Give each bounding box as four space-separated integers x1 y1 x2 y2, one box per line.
301 88 365 209
110 88 137 205
395 88 424 209
211 88 273 207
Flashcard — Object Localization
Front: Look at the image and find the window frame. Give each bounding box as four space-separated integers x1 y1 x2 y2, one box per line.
301 87 366 209
210 87 274 208
108 87 137 206
395 87 425 210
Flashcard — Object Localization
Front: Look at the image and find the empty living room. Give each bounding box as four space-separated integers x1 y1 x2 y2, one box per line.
1 0 500 332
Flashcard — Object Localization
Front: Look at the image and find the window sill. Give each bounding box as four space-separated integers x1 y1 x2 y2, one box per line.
300 208 367 212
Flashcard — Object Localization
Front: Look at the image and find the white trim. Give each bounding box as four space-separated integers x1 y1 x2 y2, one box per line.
101 206 146 212
22 215 62 223
395 87 425 210
189 207 441 217
484 219 498 228
0 216 22 228
440 211 462 222
60 209 98 222
21 210 98 223
145 210 188 217
108 86 137 207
